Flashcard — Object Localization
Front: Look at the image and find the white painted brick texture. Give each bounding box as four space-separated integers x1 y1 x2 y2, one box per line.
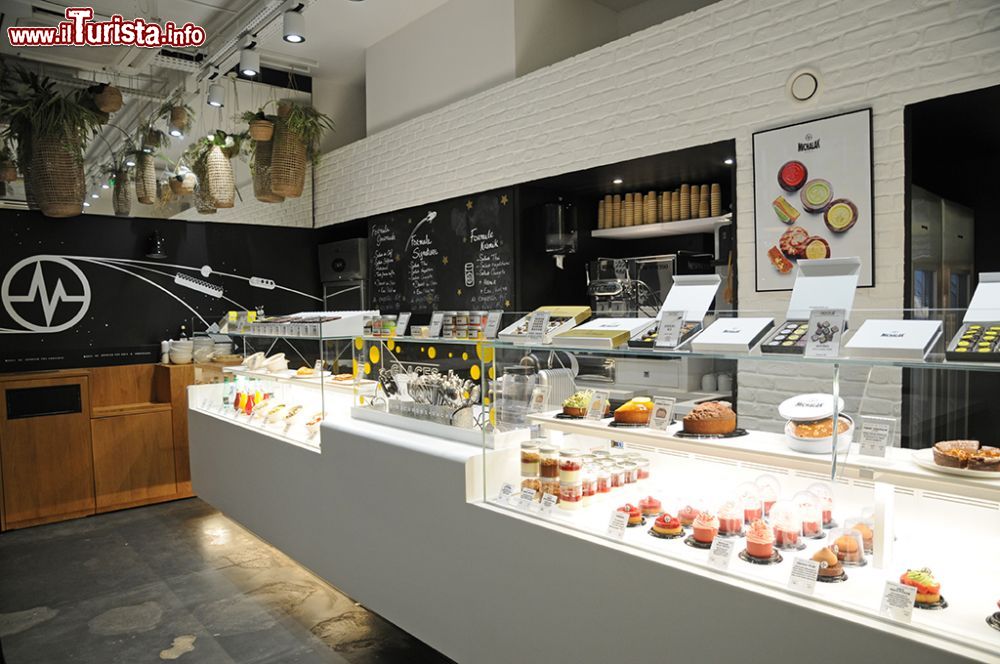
308 0 999 428
174 168 313 227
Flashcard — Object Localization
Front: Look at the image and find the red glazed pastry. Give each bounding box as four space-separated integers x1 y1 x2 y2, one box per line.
677 504 699 527
692 512 719 544
618 503 643 527
651 513 682 537
745 519 775 559
638 496 662 517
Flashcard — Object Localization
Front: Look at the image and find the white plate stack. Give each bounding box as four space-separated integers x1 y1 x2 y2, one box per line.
169 339 193 364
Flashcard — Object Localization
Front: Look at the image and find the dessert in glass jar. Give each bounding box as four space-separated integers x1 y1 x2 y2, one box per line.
558 482 583 511
558 449 582 483
520 441 541 477
717 501 743 537
540 445 559 478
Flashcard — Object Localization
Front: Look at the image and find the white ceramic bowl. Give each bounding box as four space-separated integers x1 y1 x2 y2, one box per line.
169 351 193 365
784 415 854 454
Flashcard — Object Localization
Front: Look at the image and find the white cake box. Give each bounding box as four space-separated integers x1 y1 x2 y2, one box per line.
843 319 943 360
690 317 774 353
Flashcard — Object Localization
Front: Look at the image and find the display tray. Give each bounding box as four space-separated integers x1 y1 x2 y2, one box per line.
911 448 1000 480
673 428 748 439
945 322 1000 362
761 319 810 354
608 420 653 429
739 549 783 565
915 597 949 611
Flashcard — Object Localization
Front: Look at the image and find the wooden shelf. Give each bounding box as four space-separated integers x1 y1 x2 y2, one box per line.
591 213 731 240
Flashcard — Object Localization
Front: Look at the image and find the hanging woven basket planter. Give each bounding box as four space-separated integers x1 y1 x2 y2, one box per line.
169 106 189 130
252 140 284 203
93 84 123 113
136 153 156 204
248 119 274 142
206 145 234 208
30 133 85 217
113 170 132 217
191 162 216 214
270 116 306 198
169 170 197 196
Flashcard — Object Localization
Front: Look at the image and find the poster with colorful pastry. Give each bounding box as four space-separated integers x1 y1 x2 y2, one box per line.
752 109 874 291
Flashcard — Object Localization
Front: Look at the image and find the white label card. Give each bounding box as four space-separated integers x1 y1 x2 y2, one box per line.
540 493 558 514
528 385 551 414
428 312 445 338
648 396 676 431
859 416 895 458
655 311 686 348
484 311 504 339
498 482 516 505
788 558 820 594
518 487 537 509
526 311 551 344
585 390 610 420
607 510 629 539
707 538 734 570
880 581 917 623
396 312 411 336
804 309 846 359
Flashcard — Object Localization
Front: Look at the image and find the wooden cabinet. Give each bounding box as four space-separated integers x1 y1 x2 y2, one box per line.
91 407 176 512
0 375 96 529
155 364 196 498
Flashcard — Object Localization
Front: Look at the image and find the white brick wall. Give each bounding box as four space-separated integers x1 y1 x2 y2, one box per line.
173 167 313 228
309 0 1000 431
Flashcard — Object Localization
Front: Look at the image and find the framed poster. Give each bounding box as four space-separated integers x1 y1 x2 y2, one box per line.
753 109 874 292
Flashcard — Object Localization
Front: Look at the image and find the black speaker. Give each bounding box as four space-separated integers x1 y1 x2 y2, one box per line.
318 238 367 282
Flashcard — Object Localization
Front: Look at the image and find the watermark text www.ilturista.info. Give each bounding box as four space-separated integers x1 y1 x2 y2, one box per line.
7 7 205 48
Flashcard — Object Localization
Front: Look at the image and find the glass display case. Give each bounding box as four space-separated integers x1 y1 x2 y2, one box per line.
473 306 1000 659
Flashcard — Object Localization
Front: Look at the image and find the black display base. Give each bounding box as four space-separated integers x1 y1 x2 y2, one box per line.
626 517 647 528
674 428 748 439
817 570 848 583
648 527 685 540
841 557 867 568
739 549 783 565
775 541 807 552
608 420 650 428
683 535 713 550
914 596 948 611
986 611 1000 632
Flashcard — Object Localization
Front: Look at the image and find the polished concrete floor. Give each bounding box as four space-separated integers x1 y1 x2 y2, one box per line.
0 499 453 664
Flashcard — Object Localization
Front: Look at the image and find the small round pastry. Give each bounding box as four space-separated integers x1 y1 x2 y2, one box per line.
618 503 643 527
677 504 699 527
682 401 737 435
692 511 719 544
824 198 858 233
562 390 593 417
650 512 683 537
851 523 874 553
745 519 775 559
638 496 662 517
777 160 808 192
800 178 833 213
834 534 863 564
812 547 844 578
779 226 810 259
900 568 941 605
803 236 831 259
614 397 653 425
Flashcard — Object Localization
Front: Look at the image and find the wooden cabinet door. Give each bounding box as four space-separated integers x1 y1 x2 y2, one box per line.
0 376 95 529
91 409 177 512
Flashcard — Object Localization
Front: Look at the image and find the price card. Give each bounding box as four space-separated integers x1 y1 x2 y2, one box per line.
648 396 676 431
804 309 846 359
585 389 610 420
395 312 412 337
654 311 686 348
859 416 895 458
788 558 820 595
484 311 504 339
707 538 734 570
540 493 558 514
607 510 629 539
528 385 551 414
428 312 445 338
525 311 551 344
880 581 917 622
518 487 537 509
498 482 516 505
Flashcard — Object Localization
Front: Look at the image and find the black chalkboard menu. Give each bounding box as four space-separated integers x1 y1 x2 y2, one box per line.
368 188 515 313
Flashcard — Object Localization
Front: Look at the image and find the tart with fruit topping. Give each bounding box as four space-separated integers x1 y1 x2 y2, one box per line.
649 512 683 538
900 568 942 606
812 547 845 581
638 496 662 517
562 390 594 418
614 397 653 425
618 503 644 527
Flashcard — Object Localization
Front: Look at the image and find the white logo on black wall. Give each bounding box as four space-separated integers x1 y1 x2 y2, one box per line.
1 256 91 332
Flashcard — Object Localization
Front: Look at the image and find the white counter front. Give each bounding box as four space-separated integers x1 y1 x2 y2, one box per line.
188 397 997 663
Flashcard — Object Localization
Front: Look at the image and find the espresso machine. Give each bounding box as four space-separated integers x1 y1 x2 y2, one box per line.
587 252 714 317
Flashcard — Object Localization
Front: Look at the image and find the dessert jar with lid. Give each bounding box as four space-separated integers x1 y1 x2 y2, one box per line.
829 528 866 566
521 441 541 477
793 491 824 539
558 449 582 483
580 466 597 506
558 482 583 510
717 501 743 537
608 462 626 489
635 457 650 480
844 517 875 555
755 474 781 515
736 482 763 523
620 461 639 484
595 464 612 494
769 501 804 550
807 482 836 528
540 445 560 478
